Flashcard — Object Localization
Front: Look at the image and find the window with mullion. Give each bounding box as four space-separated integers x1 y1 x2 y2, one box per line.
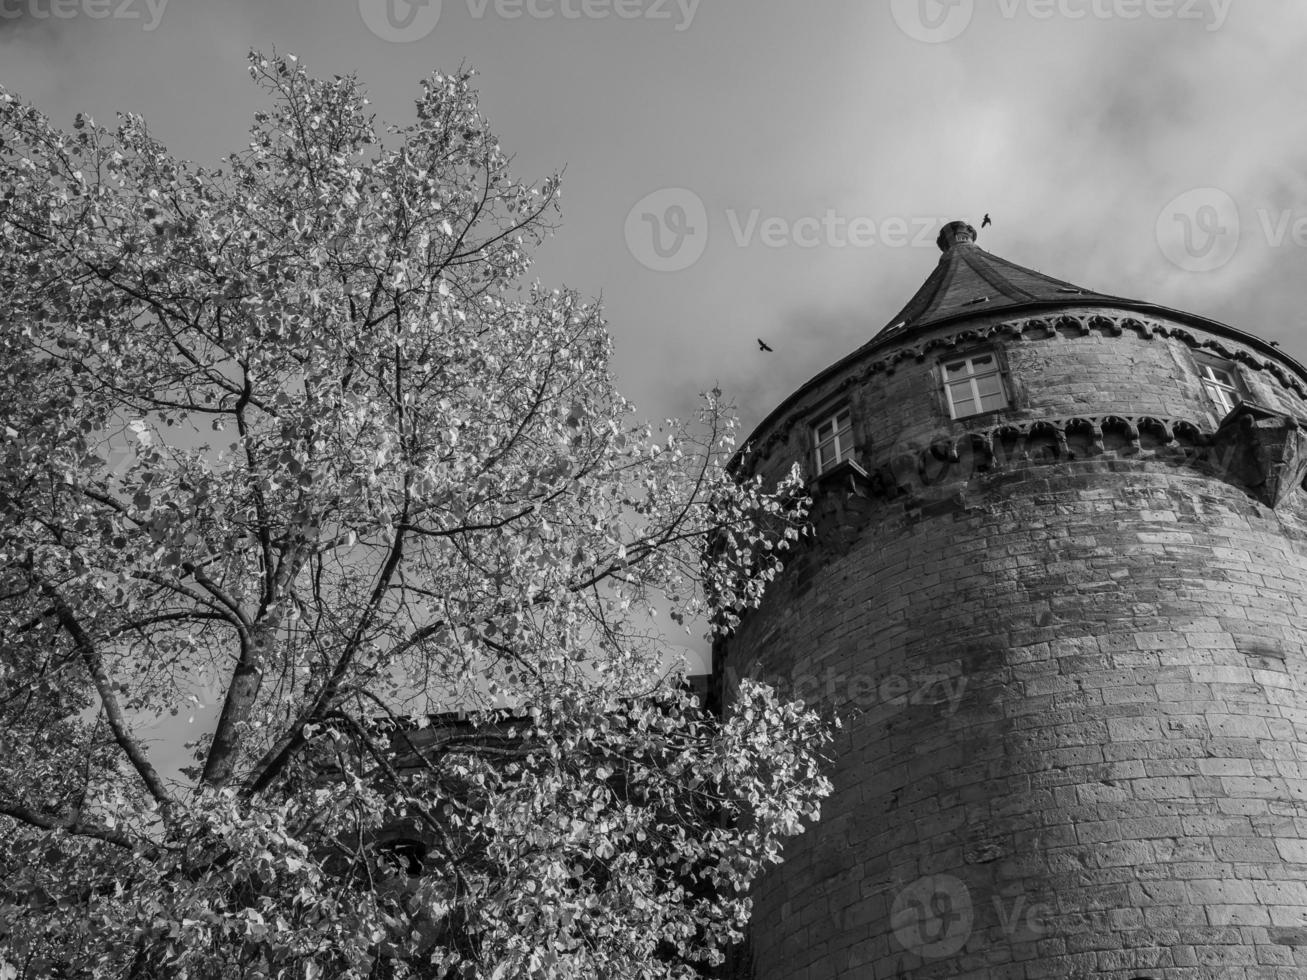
1198 362 1241 416
813 407 853 474
942 353 1008 419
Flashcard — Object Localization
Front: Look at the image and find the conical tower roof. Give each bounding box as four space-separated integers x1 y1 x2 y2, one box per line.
875 220 1132 341
738 219 1304 462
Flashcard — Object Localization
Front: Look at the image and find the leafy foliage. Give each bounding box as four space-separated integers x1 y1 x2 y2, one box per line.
0 53 830 979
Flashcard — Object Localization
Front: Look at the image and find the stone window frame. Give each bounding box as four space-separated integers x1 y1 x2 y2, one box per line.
1190 350 1245 419
810 402 855 475
937 347 1012 420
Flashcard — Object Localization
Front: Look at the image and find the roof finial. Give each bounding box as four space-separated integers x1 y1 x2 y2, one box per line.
936 220 978 252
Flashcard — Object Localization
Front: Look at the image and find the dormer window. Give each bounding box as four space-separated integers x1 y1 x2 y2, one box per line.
942 352 1009 419
1196 357 1242 417
812 406 853 474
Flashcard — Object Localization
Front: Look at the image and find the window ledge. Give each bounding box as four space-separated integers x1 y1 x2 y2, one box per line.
810 457 872 495
952 406 1011 423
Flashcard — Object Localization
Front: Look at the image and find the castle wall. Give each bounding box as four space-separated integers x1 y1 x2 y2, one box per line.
743 309 1307 491
721 313 1307 979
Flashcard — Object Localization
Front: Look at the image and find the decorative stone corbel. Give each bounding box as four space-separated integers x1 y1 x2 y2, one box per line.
1087 420 1106 454
1209 402 1307 509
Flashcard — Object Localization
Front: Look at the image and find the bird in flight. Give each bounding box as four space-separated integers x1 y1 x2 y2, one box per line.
758 339 774 352
981 213 992 228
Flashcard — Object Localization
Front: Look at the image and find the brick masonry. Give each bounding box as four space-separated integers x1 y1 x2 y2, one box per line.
717 308 1307 979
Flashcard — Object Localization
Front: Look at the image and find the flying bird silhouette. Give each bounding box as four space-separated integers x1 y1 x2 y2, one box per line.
758 339 774 352
981 213 992 228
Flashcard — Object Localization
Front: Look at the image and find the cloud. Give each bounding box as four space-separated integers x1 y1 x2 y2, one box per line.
0 7 33 33
0 4 60 39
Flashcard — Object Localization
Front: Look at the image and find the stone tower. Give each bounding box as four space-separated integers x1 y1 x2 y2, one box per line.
717 220 1307 979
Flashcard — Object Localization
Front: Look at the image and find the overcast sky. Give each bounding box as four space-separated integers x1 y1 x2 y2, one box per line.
4 2 1307 754
5 0 1307 434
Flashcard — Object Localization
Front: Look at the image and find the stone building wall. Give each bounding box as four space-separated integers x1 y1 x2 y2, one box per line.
742 310 1307 492
717 308 1307 979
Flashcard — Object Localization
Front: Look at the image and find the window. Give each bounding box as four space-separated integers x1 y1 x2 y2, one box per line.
942 352 1009 418
1197 359 1241 416
812 406 854 474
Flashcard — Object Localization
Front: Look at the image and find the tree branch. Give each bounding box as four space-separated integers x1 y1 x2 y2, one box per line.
0 799 142 851
39 585 172 813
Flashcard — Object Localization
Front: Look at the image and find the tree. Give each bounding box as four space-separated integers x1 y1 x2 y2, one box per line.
0 53 831 979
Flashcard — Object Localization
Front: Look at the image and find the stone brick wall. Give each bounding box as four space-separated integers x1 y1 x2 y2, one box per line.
719 309 1307 979
741 309 1307 491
